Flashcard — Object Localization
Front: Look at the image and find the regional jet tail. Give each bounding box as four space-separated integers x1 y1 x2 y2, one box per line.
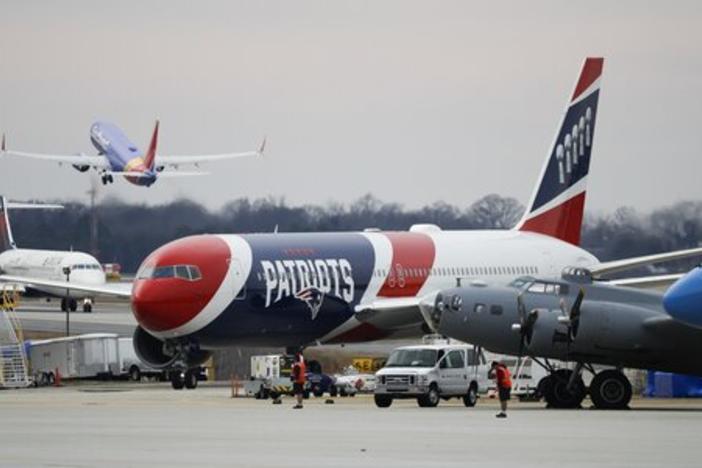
1 121 265 187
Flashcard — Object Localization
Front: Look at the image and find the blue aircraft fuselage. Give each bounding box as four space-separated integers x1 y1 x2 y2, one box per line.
90 121 157 186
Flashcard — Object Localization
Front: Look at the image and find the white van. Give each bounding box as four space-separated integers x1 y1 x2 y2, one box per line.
374 343 489 408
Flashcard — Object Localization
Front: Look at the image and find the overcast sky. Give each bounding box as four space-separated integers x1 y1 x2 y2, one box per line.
1 1 701 214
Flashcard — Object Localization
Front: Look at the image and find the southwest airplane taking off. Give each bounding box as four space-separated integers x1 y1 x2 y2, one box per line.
5 58 702 389
1 121 264 186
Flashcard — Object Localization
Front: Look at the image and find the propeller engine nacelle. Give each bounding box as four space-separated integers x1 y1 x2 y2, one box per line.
133 326 211 370
72 164 90 172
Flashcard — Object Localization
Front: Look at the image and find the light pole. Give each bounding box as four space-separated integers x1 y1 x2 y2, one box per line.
63 266 71 336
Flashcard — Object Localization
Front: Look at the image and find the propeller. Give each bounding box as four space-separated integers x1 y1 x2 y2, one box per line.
512 291 538 357
558 288 585 343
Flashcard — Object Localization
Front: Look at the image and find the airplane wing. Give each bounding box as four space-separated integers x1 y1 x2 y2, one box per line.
608 273 684 290
2 150 108 168
0 274 132 298
155 138 265 168
591 246 702 277
354 294 435 331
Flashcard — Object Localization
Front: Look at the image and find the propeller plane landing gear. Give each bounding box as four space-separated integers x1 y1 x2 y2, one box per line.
589 369 632 410
542 368 586 409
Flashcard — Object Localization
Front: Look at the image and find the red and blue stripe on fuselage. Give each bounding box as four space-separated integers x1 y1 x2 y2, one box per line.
131 232 437 348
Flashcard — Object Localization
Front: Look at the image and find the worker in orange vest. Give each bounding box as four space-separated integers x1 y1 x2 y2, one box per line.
489 361 512 418
291 352 307 409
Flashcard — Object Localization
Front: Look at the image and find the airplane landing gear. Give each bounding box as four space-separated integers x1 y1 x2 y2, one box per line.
170 369 199 390
542 368 586 409
101 173 114 185
589 369 632 410
61 298 78 312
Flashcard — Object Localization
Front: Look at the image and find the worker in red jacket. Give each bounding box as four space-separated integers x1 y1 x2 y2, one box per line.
291 352 307 409
489 361 512 418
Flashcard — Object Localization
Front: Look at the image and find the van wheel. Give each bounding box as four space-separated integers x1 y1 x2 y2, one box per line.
418 384 440 407
463 384 478 407
83 302 92 313
374 394 393 408
330 385 338 397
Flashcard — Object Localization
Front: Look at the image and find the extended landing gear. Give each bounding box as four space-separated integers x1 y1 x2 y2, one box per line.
101 173 114 185
170 369 198 390
537 360 632 410
61 298 78 312
589 369 632 410
541 368 587 409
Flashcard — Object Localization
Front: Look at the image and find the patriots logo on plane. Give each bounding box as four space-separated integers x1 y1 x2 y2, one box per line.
295 287 324 320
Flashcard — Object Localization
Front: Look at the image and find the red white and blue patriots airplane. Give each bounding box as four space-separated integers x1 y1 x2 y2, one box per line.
4 58 702 388
1 121 264 186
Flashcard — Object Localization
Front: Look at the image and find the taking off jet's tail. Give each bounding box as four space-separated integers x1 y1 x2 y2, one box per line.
0 197 16 252
144 120 159 171
515 57 603 245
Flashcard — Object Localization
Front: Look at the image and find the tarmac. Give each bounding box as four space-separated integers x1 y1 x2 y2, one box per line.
1 383 701 468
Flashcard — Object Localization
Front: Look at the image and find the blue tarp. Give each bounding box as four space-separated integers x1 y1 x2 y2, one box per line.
645 371 702 398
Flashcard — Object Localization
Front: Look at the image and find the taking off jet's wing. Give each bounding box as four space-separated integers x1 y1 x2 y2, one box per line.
155 137 266 168
0 274 132 298
3 150 107 167
591 247 702 277
2 142 108 168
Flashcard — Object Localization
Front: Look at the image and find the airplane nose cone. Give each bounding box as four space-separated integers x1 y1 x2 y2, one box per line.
132 235 231 333
663 267 702 328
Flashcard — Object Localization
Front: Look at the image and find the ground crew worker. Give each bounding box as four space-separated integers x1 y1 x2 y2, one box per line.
291 352 307 409
489 361 512 418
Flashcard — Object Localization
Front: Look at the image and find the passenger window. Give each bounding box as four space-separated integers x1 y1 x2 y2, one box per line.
466 350 479 366
490 305 503 315
474 303 486 314
448 350 465 369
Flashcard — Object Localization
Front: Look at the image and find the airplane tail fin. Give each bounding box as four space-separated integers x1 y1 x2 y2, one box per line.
144 120 159 170
514 57 604 245
0 197 17 252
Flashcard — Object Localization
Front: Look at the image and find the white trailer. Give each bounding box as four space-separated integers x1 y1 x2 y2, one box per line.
28 333 120 383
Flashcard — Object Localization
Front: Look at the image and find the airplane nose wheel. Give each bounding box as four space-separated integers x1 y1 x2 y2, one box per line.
170 369 198 390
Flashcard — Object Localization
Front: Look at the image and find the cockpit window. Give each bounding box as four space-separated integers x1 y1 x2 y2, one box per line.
139 264 202 281
188 266 202 280
152 266 175 279
527 281 568 296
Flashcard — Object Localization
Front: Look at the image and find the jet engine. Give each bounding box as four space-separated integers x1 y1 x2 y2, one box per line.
133 326 211 370
72 164 90 172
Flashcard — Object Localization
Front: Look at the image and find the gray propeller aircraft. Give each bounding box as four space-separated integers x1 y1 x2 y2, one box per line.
419 268 702 410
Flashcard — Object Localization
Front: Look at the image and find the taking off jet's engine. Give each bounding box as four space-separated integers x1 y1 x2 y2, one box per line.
133 326 211 370
72 152 90 172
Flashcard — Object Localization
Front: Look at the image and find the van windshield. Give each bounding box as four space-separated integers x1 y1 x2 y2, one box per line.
385 349 438 368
